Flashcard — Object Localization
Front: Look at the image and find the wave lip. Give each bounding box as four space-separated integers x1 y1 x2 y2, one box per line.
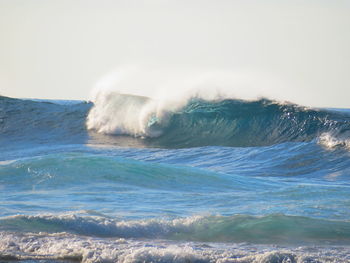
2 214 350 245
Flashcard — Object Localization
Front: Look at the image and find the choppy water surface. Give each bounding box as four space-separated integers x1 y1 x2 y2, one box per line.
0 95 350 262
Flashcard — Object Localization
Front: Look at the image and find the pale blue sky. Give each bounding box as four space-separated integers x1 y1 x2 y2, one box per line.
0 0 349 107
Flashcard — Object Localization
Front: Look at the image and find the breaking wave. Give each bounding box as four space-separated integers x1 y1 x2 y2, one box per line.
1 94 350 148
87 92 350 147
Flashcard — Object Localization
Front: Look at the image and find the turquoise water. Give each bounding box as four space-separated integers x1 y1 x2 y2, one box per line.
0 95 350 262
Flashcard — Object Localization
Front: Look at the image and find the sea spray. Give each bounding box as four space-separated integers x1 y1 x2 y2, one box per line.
86 91 160 136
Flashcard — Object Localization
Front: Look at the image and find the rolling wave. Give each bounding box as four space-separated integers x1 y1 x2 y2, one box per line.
0 152 253 192
1 94 350 148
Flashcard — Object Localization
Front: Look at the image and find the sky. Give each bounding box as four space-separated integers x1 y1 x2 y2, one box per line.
0 0 349 107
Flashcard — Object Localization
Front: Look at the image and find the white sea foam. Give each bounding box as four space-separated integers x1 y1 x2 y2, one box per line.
318 132 350 150
86 91 168 137
0 231 349 263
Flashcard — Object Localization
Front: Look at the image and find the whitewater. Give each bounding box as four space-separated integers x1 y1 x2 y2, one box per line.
1 92 350 263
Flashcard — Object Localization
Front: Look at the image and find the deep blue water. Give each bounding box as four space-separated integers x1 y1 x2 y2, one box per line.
0 94 350 262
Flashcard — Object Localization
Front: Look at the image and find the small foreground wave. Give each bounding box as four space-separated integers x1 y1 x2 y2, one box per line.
1 214 350 245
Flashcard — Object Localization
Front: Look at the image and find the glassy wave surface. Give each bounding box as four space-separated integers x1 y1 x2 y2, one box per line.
1 94 350 262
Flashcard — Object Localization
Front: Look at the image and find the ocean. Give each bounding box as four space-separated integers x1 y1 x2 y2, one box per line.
0 93 350 262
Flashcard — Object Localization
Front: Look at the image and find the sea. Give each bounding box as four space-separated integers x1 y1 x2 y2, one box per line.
0 92 350 263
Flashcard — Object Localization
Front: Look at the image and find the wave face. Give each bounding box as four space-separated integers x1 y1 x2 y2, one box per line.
147 98 350 147
1 94 350 262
